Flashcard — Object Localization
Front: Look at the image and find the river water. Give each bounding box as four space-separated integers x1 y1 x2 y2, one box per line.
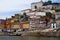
0 36 60 40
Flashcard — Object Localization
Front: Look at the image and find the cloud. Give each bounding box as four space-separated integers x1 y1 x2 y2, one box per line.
0 10 20 19
0 0 59 19
0 0 42 12
0 0 58 12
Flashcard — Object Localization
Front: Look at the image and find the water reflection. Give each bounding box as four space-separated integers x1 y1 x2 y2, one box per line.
0 36 60 40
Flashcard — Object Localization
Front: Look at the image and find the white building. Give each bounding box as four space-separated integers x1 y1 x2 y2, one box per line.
55 12 60 19
31 0 43 11
52 3 60 10
27 11 46 18
20 9 32 15
29 11 46 29
42 5 53 10
51 23 56 28
55 12 60 27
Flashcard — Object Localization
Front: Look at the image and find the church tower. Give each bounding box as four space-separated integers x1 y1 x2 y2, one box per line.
40 0 43 3
48 0 52 4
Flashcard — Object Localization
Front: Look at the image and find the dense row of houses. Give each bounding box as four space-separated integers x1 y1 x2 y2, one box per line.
0 0 60 30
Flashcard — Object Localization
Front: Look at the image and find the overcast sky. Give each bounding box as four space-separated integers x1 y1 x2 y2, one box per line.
0 0 60 19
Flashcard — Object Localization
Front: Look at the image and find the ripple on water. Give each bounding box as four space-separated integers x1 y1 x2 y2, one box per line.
0 36 60 40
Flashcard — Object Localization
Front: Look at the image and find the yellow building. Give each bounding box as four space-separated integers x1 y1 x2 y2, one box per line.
11 25 20 29
20 22 30 29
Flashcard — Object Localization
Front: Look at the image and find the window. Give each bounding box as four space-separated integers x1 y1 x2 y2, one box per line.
23 12 26 16
20 16 23 18
34 5 37 9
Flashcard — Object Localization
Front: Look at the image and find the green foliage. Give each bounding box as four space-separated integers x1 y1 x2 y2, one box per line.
12 22 18 25
46 12 55 19
48 0 52 4
46 12 52 18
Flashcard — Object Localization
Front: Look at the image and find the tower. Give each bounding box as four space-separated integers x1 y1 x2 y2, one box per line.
48 0 51 1
48 0 52 4
40 0 43 3
41 0 42 1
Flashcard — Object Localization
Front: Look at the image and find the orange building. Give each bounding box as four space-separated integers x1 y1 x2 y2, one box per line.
6 18 11 29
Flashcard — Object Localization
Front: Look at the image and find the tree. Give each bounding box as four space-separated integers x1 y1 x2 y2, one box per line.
46 12 52 18
48 0 52 4
20 12 29 22
46 12 52 26
24 15 29 21
46 12 55 19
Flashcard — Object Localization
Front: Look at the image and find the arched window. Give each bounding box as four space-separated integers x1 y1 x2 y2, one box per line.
23 12 26 15
34 5 37 9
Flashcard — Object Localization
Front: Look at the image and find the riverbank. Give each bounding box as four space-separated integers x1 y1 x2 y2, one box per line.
22 31 60 37
21 28 60 37
0 28 60 37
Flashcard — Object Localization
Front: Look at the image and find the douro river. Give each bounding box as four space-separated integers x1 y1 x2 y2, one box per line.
0 36 60 40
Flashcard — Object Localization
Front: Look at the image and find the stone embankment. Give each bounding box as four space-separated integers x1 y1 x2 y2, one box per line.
22 29 60 37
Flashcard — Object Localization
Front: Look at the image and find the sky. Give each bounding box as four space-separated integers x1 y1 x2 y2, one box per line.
0 0 60 19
